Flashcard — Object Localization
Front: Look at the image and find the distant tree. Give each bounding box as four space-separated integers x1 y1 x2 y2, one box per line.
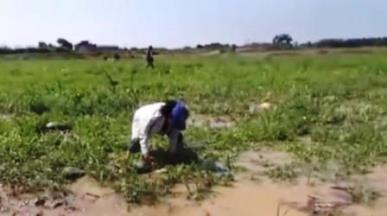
130 47 139 51
197 44 203 49
273 34 293 47
38 41 48 49
47 43 55 48
0 46 12 54
314 37 387 48
57 38 73 50
231 44 237 52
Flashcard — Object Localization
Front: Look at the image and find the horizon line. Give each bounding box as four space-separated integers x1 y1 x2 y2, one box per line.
2 34 387 50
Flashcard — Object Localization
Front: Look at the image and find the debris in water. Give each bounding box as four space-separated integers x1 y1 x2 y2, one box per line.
84 192 101 201
51 200 66 209
65 205 78 212
135 160 153 174
34 197 47 206
249 102 273 113
307 195 351 215
38 122 72 133
199 159 231 178
62 167 85 181
154 168 168 174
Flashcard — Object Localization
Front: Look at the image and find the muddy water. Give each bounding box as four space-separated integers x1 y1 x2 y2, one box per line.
343 165 387 216
189 114 235 129
2 151 387 216
131 178 354 216
131 180 307 216
0 177 129 216
129 151 387 216
64 176 129 216
70 163 387 216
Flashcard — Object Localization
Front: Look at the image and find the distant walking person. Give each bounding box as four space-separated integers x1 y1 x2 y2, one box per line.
146 46 154 69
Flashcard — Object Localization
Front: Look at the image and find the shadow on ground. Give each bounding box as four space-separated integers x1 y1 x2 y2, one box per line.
135 147 200 174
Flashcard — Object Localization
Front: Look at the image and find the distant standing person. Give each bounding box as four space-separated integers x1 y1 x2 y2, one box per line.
146 46 154 69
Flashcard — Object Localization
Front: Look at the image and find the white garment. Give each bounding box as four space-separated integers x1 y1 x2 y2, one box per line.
131 102 180 155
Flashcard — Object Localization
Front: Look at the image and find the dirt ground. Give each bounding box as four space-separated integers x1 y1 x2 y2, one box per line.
1 150 387 216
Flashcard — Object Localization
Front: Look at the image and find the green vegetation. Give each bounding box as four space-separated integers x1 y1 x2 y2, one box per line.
1 50 387 203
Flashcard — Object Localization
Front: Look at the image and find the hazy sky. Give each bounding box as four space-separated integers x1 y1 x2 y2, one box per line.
1 0 386 48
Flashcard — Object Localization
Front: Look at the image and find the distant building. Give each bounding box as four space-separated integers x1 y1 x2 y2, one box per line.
97 46 120 53
75 41 121 54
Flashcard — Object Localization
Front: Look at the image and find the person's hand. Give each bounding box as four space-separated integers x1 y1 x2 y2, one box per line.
142 154 155 163
142 154 157 169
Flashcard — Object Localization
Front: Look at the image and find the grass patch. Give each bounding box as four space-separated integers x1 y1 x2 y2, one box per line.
1 52 387 202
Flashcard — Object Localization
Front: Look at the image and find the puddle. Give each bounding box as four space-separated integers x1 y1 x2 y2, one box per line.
237 150 294 170
131 180 307 216
189 102 273 129
0 177 128 216
2 150 387 216
235 149 294 180
130 150 387 216
343 165 387 216
189 114 234 129
65 176 128 216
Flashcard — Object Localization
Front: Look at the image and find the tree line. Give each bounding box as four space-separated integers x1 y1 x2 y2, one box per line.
2 35 387 55
309 37 387 48
271 34 387 48
0 38 74 55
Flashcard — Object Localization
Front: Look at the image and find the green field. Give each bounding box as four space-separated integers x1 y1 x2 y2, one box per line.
1 50 387 203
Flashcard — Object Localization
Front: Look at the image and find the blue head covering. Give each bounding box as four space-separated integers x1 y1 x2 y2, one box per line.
171 101 189 130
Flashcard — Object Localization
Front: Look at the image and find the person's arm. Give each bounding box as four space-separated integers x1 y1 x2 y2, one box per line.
139 135 150 156
168 129 183 155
